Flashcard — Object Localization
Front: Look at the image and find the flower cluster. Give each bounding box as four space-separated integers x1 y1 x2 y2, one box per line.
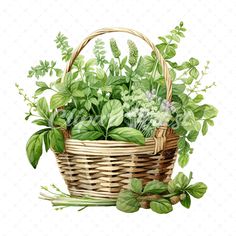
121 89 175 137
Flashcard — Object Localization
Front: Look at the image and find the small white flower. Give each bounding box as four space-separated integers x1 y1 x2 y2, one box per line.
97 89 102 95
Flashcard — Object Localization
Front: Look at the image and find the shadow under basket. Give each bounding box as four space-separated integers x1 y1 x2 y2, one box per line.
55 128 179 198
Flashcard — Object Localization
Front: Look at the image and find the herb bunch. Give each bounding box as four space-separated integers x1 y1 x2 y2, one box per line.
17 22 218 169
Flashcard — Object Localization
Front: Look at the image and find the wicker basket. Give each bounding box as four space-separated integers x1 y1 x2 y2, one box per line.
55 28 179 198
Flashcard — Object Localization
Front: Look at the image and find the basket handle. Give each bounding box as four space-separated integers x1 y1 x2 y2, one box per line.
64 27 172 101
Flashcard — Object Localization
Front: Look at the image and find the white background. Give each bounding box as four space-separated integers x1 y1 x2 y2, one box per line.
0 0 236 235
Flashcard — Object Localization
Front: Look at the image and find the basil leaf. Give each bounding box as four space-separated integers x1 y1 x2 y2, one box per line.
167 180 176 193
49 128 64 153
181 192 191 208
44 131 50 152
101 100 123 130
203 105 218 119
187 182 207 199
53 117 67 129
26 131 44 169
50 92 70 109
32 119 48 126
193 94 204 103
130 178 142 194
71 121 104 140
116 190 140 213
178 153 189 168
150 199 173 214
143 180 168 194
37 97 49 119
187 130 199 142
109 127 145 145
173 172 189 189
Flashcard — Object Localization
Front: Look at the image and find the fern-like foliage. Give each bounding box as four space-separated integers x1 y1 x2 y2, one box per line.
27 60 62 79
55 32 73 62
93 39 108 68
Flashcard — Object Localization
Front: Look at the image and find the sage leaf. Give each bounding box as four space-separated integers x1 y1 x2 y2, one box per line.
37 97 50 119
49 128 64 153
130 178 142 194
181 192 191 208
116 190 140 213
143 180 168 194
71 121 104 140
109 127 145 145
150 199 173 214
187 182 207 199
101 100 123 130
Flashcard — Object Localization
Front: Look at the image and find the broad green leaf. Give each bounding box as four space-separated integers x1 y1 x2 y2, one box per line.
130 178 143 194
84 100 91 111
32 119 48 126
173 172 189 189
143 180 168 194
202 120 208 136
54 117 67 129
26 131 45 168
144 56 156 72
101 100 123 130
150 199 173 214
206 119 214 126
37 97 50 119
193 94 204 103
167 180 176 193
181 192 191 208
203 105 218 119
187 182 207 199
189 67 199 79
44 131 50 152
187 130 199 142
109 127 145 145
178 153 189 168
116 190 140 213
50 92 70 109
49 128 64 153
189 58 199 66
71 120 104 140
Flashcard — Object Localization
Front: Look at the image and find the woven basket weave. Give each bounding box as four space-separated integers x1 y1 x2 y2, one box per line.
55 28 179 198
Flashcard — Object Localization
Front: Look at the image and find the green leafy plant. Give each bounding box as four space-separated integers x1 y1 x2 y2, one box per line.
40 171 207 214
17 22 217 169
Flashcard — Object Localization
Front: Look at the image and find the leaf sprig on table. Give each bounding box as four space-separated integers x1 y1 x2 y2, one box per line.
40 171 207 214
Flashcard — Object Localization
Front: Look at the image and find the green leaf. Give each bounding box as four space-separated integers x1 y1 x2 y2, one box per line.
26 131 44 168
193 94 204 103
37 97 50 119
150 199 173 214
178 153 189 168
50 92 70 109
189 67 199 79
173 172 189 189
181 192 191 208
202 120 208 136
189 58 199 66
206 119 214 126
116 190 140 213
71 120 104 140
144 56 156 72
32 119 48 126
143 180 168 194
187 182 207 199
44 131 50 152
101 100 123 130
84 100 92 111
167 180 176 193
203 105 218 119
187 130 199 142
54 117 67 129
109 127 145 145
130 178 143 194
49 128 64 153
